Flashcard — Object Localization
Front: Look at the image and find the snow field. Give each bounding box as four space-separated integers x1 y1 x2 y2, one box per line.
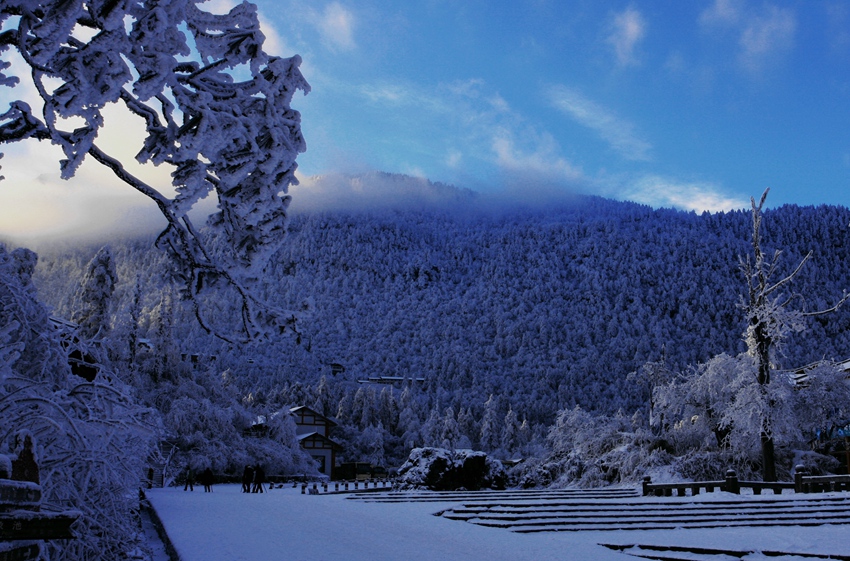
147 484 850 561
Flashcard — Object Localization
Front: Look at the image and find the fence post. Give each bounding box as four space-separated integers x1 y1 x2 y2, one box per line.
301 483 306 494
335 482 339 492
794 465 807 493
642 476 651 496
725 469 740 494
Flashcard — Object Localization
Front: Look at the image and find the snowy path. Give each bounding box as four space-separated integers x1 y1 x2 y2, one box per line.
147 485 850 561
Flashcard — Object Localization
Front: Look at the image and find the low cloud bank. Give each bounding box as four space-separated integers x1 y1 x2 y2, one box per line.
289 171 479 213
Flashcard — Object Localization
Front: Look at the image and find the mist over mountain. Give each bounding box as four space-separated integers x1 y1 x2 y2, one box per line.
290 172 480 213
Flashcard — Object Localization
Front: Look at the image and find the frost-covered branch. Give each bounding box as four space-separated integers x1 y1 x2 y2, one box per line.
0 0 310 341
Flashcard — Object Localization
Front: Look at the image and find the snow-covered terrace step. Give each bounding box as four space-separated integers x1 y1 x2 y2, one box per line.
437 494 850 532
480 513 850 533
600 542 850 561
446 495 850 517
445 505 850 522
347 488 639 503
465 510 850 530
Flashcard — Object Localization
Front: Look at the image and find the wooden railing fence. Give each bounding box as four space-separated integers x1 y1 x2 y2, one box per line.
643 465 850 497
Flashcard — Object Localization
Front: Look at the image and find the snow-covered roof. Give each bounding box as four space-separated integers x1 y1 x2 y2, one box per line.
296 431 342 449
290 406 338 427
785 357 850 387
356 376 426 385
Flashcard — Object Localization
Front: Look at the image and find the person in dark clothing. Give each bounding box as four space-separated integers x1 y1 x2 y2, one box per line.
242 465 254 493
11 432 39 484
252 464 265 493
183 467 194 491
201 467 214 492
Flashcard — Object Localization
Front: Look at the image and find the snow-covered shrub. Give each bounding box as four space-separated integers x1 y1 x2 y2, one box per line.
396 447 506 491
160 379 315 478
790 449 841 477
670 451 732 482
0 244 159 561
540 406 676 488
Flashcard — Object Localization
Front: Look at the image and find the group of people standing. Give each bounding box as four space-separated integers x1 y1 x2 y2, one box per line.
181 464 267 493
183 467 215 492
242 464 266 493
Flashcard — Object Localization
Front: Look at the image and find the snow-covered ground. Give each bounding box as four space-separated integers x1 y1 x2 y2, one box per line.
146 484 850 561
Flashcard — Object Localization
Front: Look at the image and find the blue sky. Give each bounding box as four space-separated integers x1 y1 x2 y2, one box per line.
256 0 850 211
1 0 849 241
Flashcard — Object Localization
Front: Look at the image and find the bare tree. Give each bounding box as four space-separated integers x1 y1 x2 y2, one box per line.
0 0 310 342
741 188 848 480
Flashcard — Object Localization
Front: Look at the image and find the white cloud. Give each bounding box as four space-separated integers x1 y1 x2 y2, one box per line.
317 2 356 52
0 140 166 243
623 175 748 212
607 6 647 67
359 83 417 105
738 6 796 73
491 128 583 183
445 150 463 169
0 95 188 243
699 1 796 75
699 0 743 27
290 171 476 213
339 77 588 192
548 85 652 162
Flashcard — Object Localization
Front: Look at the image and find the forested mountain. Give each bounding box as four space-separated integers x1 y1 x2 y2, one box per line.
24 185 850 467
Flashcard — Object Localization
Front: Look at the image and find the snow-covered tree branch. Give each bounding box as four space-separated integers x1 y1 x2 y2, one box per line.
0 0 310 341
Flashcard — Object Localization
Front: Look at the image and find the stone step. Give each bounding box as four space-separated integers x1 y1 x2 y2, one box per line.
496 514 850 533
447 500 850 518
443 511 850 526
348 488 639 503
453 494 850 509
435 493 850 533
600 543 850 561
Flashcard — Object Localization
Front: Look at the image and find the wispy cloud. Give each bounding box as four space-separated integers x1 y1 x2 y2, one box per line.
317 2 356 52
359 83 417 104
491 128 583 183
548 85 651 162
738 6 795 74
623 174 748 212
699 1 796 75
699 0 742 27
335 76 588 191
607 6 647 67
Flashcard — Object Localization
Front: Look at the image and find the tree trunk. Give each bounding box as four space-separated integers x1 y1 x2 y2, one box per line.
761 430 777 482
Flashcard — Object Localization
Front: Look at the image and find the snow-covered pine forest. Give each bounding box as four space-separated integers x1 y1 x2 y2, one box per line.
21 177 850 486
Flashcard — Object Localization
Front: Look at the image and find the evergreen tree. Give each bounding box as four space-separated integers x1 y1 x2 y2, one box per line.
480 394 501 452
72 246 116 340
501 406 518 453
440 407 461 449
